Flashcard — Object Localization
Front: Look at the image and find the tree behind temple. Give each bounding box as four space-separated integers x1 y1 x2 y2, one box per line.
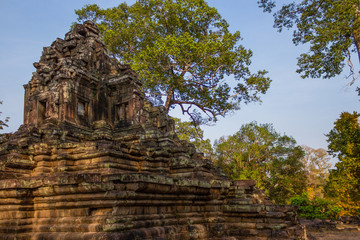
76 0 271 124
214 122 307 204
326 112 360 215
301 145 332 200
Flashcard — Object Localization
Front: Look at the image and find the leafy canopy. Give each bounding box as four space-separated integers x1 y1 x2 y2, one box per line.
214 122 306 204
76 0 271 124
258 0 360 83
326 112 360 215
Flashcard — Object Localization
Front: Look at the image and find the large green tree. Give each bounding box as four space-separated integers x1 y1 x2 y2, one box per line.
76 0 271 124
214 122 306 204
258 0 360 83
326 112 360 215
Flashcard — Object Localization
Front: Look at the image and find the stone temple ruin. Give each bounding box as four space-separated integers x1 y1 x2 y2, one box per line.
0 21 304 239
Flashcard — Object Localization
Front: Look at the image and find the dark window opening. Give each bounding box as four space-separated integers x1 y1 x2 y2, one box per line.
38 100 47 123
117 103 128 121
77 101 86 116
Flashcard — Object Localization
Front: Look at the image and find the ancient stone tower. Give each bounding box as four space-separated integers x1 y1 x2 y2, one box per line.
0 21 304 240
23 21 145 129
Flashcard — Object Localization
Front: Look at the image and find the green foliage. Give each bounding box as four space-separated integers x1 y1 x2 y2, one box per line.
0 101 9 130
258 0 360 83
214 121 307 204
325 112 360 216
76 0 271 124
290 193 341 220
173 118 213 157
301 145 331 199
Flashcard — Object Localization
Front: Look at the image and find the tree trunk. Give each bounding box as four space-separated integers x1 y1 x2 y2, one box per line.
354 30 360 67
164 89 173 113
353 4 360 69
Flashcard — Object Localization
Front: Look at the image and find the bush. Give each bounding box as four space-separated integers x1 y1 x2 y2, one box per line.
290 193 341 220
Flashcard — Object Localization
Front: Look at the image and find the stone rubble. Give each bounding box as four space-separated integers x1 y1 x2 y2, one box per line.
0 21 305 240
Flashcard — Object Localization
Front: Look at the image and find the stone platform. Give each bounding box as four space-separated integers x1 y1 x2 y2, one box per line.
0 21 304 240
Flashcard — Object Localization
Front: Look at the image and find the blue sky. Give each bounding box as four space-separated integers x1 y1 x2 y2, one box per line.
0 0 359 160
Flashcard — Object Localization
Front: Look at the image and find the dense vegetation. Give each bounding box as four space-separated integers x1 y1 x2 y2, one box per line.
290 193 341 220
325 112 360 216
213 122 307 204
174 116 359 217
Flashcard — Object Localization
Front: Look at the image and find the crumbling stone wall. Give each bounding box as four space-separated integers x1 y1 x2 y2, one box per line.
0 21 304 240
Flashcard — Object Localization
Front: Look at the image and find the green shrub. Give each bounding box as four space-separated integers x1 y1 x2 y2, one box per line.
290 193 341 219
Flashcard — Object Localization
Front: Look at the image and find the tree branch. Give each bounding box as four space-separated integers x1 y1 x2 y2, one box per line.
172 100 218 122
345 49 358 86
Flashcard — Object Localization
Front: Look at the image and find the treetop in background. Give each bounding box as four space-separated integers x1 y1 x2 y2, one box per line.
76 0 271 124
214 121 306 204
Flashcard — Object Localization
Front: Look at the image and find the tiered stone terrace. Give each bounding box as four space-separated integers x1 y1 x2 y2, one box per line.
0 21 304 240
